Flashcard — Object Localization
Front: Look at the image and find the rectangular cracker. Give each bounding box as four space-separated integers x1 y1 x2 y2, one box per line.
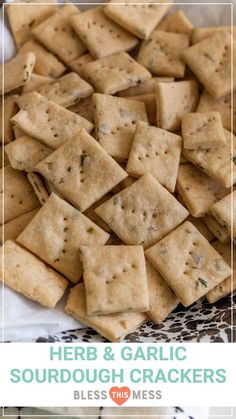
104 0 172 40
80 245 149 315
0 208 39 243
95 173 189 248
138 30 189 78
1 165 39 225
0 95 18 144
65 283 147 342
70 7 137 59
5 135 52 172
35 130 127 212
206 241 236 303
17 193 109 283
127 94 156 125
80 52 151 95
202 215 230 243
182 128 236 189
27 172 50 206
0 52 35 95
32 7 86 65
210 191 235 242
197 90 236 134
12 92 94 149
6 0 57 48
19 40 66 78
126 121 182 193
182 111 226 149
22 74 54 94
146 260 178 324
182 30 235 98
118 77 174 97
156 81 199 131
145 221 232 307
68 53 94 77
0 240 68 308
157 10 193 35
93 93 148 160
176 163 229 217
68 97 94 124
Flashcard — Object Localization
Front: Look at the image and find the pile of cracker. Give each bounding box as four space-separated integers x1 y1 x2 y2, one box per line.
1 0 235 342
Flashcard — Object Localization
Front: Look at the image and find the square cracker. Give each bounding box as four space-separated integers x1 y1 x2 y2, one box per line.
6 0 57 48
210 191 235 242
70 7 137 59
145 221 232 307
65 284 147 342
68 53 94 77
80 245 149 315
126 121 182 193
17 193 109 283
146 260 179 324
32 7 86 66
202 215 230 244
197 90 236 134
176 163 229 218
118 76 174 97
35 72 93 108
12 92 94 149
0 240 68 308
95 173 189 248
157 10 193 35
27 172 50 205
1 166 39 225
80 52 151 95
206 241 236 303
104 0 172 40
93 94 148 160
182 111 226 150
19 40 66 78
0 208 39 244
182 30 235 98
0 52 35 95
22 74 54 94
156 81 199 132
138 30 189 78
5 135 52 172
182 128 236 189
35 130 127 212
0 95 18 144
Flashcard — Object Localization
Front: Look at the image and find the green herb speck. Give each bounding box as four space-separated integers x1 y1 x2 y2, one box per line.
198 277 208 288
87 227 94 233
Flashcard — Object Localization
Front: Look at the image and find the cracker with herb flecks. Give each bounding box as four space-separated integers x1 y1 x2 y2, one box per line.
65 283 147 342
182 30 235 98
0 95 19 144
197 90 235 134
80 245 149 315
182 128 236 189
80 52 151 95
157 10 193 34
5 135 52 172
0 240 68 308
206 241 236 303
35 130 127 212
182 111 226 149
156 80 199 131
95 173 189 248
176 163 229 217
104 0 172 40
145 221 232 307
210 190 235 242
118 76 174 97
34 72 93 108
32 6 86 66
1 166 39 225
126 94 156 125
17 193 109 283
70 7 137 59
27 172 49 206
202 215 230 243
191 26 234 44
126 122 182 193
186 215 214 242
138 30 189 78
6 0 57 48
68 53 94 77
22 74 54 94
19 40 66 78
93 94 148 160
12 92 93 149
0 208 39 244
146 260 179 324
0 52 35 95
